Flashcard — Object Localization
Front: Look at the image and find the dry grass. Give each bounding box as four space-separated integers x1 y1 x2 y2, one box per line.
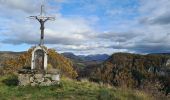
0 75 154 100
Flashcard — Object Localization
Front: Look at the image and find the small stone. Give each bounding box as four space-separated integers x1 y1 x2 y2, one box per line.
51 74 60 81
34 74 43 79
40 78 52 86
44 74 51 78
30 77 34 82
51 81 60 85
31 82 38 86
36 77 44 83
18 72 60 86
34 74 44 83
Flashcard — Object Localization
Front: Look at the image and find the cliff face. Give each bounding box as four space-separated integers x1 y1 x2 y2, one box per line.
105 53 170 72
91 53 170 95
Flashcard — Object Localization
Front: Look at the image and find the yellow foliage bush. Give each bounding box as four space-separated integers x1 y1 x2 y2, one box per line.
2 47 78 78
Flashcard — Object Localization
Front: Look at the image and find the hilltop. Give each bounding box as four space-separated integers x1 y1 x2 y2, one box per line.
0 51 170 99
0 75 153 100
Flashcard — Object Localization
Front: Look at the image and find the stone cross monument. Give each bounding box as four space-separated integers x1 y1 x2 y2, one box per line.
29 5 55 45
29 5 55 72
18 4 60 86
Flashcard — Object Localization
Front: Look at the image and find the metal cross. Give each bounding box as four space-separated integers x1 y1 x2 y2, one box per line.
29 5 55 45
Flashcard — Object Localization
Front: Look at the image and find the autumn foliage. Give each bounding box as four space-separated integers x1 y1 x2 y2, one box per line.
48 49 78 78
90 53 170 95
1 47 77 78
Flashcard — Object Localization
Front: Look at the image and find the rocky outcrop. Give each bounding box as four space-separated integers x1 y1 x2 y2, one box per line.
91 53 170 87
18 73 60 86
18 68 60 86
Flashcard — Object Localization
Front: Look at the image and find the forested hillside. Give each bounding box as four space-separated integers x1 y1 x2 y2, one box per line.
0 50 170 99
90 53 170 98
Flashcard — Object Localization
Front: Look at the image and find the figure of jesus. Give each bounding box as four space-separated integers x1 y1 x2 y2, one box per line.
29 5 55 45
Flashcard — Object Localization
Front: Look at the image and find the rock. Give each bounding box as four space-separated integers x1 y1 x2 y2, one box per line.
36 77 44 83
44 74 51 78
51 81 60 85
166 59 170 66
33 74 44 83
18 74 30 86
40 78 52 86
18 73 60 86
51 75 60 81
34 74 43 79
30 77 34 82
31 82 38 86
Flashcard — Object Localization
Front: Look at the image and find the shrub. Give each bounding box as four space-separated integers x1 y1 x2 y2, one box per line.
1 47 78 79
2 74 19 86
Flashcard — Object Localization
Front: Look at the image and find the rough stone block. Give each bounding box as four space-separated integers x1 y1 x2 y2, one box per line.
34 74 43 79
40 78 52 86
44 74 51 78
36 77 44 83
18 74 30 86
52 74 60 81
18 73 60 86
30 77 34 82
31 82 38 86
51 81 60 85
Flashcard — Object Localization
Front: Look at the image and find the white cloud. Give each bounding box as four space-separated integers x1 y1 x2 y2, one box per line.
0 0 41 13
0 1 96 52
1 0 170 54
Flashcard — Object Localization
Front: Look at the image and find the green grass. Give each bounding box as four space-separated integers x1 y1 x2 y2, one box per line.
0 75 153 100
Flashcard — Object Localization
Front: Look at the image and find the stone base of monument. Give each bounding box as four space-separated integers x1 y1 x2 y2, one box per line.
18 46 60 86
18 69 60 86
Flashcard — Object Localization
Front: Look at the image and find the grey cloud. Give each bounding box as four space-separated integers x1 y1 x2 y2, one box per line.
2 39 38 45
2 35 84 45
45 36 84 45
128 43 170 53
51 44 112 55
0 0 62 14
109 42 170 54
106 31 170 53
97 32 140 42
151 13 170 25
1 0 170 55
140 13 170 25
0 0 40 13
139 0 170 25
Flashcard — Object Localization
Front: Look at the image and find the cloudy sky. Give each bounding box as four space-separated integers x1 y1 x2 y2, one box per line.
0 0 170 55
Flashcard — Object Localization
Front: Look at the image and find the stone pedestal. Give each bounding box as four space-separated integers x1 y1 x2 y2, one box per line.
18 46 60 86
18 70 60 86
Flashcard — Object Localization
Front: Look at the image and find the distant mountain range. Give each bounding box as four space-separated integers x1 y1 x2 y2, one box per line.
0 51 109 67
0 51 109 62
2 51 170 63
61 52 109 62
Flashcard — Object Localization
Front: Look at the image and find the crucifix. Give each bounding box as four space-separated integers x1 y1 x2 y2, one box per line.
29 5 55 45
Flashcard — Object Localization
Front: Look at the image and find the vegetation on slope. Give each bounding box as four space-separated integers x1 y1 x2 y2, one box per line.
1 47 77 78
0 75 153 100
0 50 170 99
0 51 24 66
91 53 170 98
